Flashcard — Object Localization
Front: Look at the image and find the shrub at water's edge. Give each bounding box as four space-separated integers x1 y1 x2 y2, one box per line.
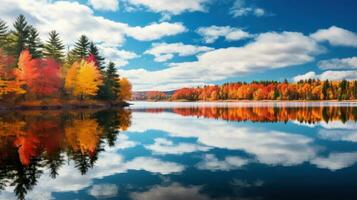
0 15 132 109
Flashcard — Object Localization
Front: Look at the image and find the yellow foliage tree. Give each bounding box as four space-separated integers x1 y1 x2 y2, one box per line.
65 59 102 99
119 77 132 101
64 61 80 95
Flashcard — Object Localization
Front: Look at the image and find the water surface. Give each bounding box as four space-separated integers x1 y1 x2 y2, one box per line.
1 102 357 200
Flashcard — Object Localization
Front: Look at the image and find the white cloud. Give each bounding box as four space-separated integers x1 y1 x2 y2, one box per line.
88 184 118 198
319 129 357 143
126 22 187 41
128 111 317 166
105 134 138 151
230 0 266 17
293 70 357 81
130 183 210 200
88 0 119 11
146 138 211 155
311 152 357 171
99 45 138 67
125 157 185 175
121 31 322 91
145 42 213 62
318 57 357 70
196 154 250 171
293 71 317 82
196 26 251 43
0 0 186 47
311 26 357 47
126 0 210 15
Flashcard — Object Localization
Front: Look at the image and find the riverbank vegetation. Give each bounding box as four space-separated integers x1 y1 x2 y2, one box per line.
0 15 132 109
134 79 357 101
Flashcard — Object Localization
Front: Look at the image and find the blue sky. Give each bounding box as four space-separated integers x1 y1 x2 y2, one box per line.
0 0 357 91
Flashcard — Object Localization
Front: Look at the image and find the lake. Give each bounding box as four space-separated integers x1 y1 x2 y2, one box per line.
1 102 357 200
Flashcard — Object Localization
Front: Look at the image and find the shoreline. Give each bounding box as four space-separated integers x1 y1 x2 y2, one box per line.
0 101 130 111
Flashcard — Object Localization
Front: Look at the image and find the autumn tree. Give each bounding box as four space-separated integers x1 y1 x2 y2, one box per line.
15 50 38 93
119 77 132 101
0 49 25 99
43 30 65 63
65 59 103 99
32 58 61 96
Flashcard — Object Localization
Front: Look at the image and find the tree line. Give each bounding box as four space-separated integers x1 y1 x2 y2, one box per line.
0 15 132 105
136 79 357 101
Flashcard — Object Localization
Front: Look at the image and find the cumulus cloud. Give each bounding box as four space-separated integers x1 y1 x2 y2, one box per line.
125 157 185 175
128 111 317 166
88 0 119 11
196 26 251 43
88 184 118 198
0 0 186 46
126 22 187 41
319 129 357 143
121 31 322 91
146 138 211 155
145 42 213 62
126 0 210 15
311 152 357 171
230 0 266 17
293 71 317 82
196 154 250 171
311 26 357 47
293 70 357 82
99 45 138 67
318 57 357 70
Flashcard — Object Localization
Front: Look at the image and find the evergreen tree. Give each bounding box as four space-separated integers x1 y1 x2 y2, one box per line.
339 79 348 101
43 30 65 63
0 19 9 49
88 42 105 70
27 26 42 58
9 15 30 59
98 62 120 100
322 79 330 100
71 35 90 60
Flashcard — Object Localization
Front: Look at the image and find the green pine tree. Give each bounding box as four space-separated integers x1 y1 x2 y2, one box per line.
322 79 330 100
8 15 30 60
0 19 9 49
98 62 120 100
27 26 43 58
89 42 105 70
71 35 90 60
43 30 65 63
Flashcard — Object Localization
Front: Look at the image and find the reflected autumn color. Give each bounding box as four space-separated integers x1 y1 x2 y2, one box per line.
140 106 357 124
0 109 131 200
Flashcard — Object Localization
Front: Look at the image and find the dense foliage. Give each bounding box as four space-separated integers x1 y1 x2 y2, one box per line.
0 15 132 104
136 79 357 101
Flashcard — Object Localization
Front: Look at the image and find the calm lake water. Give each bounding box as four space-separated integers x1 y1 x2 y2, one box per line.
1 102 357 200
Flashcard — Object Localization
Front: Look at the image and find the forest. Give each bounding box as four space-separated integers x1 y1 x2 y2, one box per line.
0 15 132 108
135 79 357 101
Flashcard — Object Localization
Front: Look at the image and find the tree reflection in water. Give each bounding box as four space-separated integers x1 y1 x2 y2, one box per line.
0 109 132 200
140 106 357 124
0 106 356 199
